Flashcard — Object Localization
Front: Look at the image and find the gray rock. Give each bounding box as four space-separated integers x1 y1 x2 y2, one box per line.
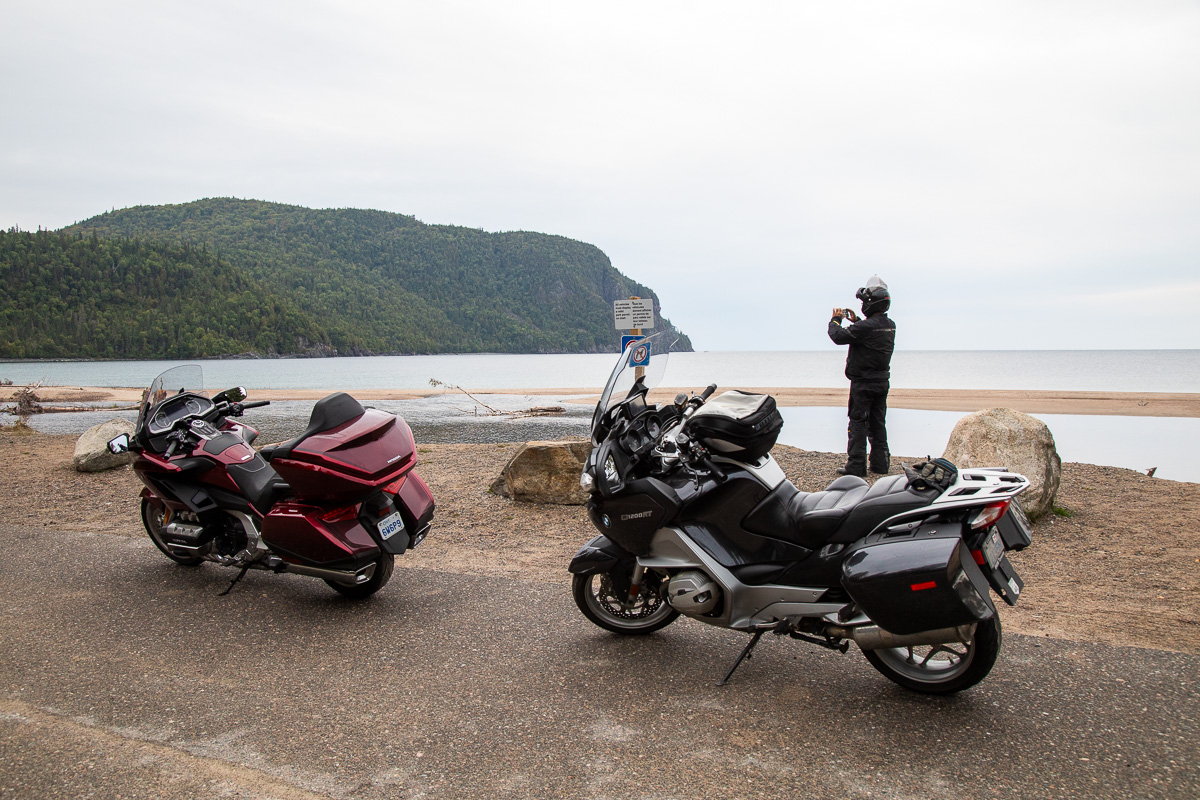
73 418 136 473
942 407 1061 519
491 440 592 505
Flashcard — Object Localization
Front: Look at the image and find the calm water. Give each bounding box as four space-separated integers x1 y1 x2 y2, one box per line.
4 350 1199 483
3 349 1199 392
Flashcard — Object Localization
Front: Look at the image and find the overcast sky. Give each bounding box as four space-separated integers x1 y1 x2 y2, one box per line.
3 1 1198 351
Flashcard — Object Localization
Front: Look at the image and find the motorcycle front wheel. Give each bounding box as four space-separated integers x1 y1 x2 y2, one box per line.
325 552 394 599
862 616 1002 694
141 498 204 566
572 571 679 635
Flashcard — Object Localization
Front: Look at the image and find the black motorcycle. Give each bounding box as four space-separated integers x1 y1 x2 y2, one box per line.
569 332 1033 694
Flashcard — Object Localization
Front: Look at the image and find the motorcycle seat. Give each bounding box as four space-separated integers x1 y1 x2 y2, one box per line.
744 473 931 550
780 475 872 548
829 473 934 543
260 393 367 463
227 457 293 513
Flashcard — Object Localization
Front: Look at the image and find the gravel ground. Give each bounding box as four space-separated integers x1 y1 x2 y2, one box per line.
2 428 1197 654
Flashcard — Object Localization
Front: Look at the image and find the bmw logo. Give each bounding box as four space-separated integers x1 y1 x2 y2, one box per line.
602 515 611 527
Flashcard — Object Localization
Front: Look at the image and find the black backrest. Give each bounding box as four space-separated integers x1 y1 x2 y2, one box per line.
265 392 366 461
306 392 366 435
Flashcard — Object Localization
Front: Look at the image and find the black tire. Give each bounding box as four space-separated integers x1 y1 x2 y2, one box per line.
325 552 394 599
141 498 204 566
572 571 679 635
862 616 1002 695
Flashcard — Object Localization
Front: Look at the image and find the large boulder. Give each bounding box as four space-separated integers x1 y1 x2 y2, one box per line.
73 418 135 473
491 440 592 505
941 408 1061 519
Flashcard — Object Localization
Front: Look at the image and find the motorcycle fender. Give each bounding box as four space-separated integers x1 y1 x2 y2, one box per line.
359 492 409 555
984 553 1024 606
568 534 632 576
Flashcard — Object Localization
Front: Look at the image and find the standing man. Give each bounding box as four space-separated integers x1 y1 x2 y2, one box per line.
828 275 895 478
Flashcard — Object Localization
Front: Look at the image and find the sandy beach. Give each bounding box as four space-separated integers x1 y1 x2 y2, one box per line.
12 384 1200 417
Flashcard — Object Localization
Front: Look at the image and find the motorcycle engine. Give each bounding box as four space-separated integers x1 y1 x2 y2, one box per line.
213 514 248 558
667 570 722 616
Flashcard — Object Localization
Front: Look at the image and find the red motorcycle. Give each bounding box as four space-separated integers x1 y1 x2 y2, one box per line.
107 365 434 599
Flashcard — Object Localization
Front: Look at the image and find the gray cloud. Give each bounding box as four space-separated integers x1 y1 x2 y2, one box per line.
3 0 1197 349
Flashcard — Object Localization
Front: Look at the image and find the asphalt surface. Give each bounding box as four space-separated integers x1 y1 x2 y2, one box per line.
1 524 1196 799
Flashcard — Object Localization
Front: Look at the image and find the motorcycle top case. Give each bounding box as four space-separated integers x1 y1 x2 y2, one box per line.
271 409 418 502
682 390 783 462
840 525 996 636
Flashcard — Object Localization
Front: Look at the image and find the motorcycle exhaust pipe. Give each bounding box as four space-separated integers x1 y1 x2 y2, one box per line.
281 561 377 586
826 623 977 651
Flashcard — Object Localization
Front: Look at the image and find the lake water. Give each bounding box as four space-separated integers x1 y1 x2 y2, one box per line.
4 350 1199 483
3 349 1199 392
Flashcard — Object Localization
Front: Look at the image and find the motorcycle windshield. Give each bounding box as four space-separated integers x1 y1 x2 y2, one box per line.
591 330 676 435
136 364 205 434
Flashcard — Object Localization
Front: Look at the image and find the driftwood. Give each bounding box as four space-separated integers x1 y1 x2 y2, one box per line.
2 383 137 416
429 379 565 418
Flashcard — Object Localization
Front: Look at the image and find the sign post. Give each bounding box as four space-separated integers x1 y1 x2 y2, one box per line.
614 296 656 379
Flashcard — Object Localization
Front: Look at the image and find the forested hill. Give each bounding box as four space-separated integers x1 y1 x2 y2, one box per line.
1 197 691 359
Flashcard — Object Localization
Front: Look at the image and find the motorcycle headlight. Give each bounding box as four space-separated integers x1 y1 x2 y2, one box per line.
579 468 595 490
603 454 619 485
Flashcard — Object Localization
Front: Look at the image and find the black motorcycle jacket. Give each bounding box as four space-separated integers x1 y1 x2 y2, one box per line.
828 313 896 381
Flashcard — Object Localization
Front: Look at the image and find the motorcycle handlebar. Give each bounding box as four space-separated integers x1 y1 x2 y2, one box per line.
699 384 717 401
240 400 270 409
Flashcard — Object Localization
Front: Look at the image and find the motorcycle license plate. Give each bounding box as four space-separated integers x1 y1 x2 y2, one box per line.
377 510 405 541
982 527 1004 569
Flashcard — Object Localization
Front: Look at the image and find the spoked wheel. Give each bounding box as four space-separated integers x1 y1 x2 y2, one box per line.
326 552 394 599
862 616 1002 694
572 571 679 635
141 498 204 566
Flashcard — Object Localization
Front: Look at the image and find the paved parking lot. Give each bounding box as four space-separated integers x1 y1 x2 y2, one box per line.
1 525 1197 799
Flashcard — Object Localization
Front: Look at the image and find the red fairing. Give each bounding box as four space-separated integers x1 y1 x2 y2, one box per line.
271 409 418 502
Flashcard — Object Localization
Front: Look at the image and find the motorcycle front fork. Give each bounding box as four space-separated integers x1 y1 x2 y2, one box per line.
624 564 646 607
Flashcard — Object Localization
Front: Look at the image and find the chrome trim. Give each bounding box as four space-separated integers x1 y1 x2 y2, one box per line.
825 623 978 652
282 561 376 586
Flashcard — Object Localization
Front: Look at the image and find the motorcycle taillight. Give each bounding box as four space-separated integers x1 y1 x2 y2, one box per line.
969 500 1011 530
383 475 406 495
319 504 360 523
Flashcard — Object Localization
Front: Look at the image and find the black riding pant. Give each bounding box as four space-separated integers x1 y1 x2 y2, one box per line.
846 379 889 475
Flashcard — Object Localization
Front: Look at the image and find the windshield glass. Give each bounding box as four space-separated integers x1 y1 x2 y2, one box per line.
136 364 205 433
591 330 676 435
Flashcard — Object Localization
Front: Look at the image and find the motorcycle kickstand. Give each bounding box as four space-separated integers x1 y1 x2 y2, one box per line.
717 629 766 686
218 564 251 597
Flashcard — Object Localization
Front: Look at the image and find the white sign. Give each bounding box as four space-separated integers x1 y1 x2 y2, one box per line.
613 298 655 330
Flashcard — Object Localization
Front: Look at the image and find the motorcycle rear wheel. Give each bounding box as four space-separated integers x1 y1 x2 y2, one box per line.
325 552 394 599
862 616 1002 694
572 572 679 635
141 498 204 566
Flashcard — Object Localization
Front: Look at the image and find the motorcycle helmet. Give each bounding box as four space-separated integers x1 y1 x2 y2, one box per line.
856 274 890 316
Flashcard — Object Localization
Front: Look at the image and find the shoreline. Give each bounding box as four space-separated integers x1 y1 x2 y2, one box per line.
9 385 1200 418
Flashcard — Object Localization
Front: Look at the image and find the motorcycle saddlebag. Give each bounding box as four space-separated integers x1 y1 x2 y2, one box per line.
682 390 783 462
841 526 996 636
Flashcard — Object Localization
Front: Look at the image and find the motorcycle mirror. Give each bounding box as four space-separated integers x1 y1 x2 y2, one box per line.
107 434 130 454
216 386 248 403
